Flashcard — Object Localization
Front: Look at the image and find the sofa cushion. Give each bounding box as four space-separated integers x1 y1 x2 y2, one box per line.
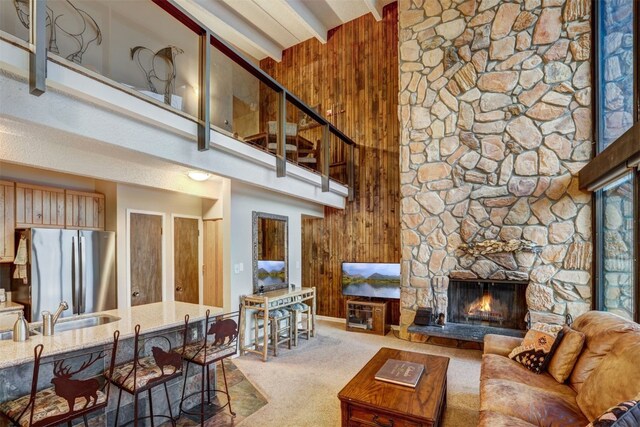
587 400 640 427
481 354 574 394
576 333 640 421
509 322 564 374
478 411 537 427
570 311 640 392
548 326 585 383
480 379 588 427
483 334 523 357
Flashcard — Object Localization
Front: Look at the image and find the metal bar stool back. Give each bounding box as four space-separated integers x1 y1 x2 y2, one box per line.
180 310 239 425
107 320 188 427
0 330 120 427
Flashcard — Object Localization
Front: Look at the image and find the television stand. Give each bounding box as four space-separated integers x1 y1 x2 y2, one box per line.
346 298 390 336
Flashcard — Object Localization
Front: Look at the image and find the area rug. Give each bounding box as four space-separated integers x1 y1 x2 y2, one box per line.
233 320 482 426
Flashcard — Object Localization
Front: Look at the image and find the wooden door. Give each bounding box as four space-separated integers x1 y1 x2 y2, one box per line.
203 220 223 307
0 181 15 263
15 183 65 228
130 213 163 306
65 190 105 230
173 217 199 304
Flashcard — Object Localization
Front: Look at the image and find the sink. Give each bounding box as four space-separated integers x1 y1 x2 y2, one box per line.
33 314 121 334
0 330 39 341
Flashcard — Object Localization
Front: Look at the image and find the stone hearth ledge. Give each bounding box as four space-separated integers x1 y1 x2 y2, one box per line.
0 301 222 369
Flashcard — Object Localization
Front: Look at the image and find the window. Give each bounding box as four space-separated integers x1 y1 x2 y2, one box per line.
592 1 639 322
596 0 635 150
596 174 636 320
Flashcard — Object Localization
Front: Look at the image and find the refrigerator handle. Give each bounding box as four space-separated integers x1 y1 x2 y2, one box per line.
79 236 86 314
71 236 78 314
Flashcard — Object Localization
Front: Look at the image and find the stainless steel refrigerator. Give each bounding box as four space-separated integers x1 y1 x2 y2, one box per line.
14 228 116 322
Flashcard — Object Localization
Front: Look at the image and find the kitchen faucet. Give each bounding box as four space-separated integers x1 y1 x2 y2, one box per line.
42 301 69 336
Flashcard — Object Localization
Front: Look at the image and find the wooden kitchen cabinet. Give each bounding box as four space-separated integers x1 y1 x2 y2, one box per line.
65 190 105 230
0 181 15 262
15 183 66 229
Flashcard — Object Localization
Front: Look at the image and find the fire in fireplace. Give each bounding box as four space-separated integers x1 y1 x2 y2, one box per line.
466 292 505 324
448 279 527 331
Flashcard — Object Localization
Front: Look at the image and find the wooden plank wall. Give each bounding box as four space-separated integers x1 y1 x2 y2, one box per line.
260 4 400 323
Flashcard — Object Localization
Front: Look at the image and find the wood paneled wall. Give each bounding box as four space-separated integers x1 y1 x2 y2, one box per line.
260 4 400 323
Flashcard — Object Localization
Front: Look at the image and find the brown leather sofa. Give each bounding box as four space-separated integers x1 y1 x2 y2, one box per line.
478 311 640 426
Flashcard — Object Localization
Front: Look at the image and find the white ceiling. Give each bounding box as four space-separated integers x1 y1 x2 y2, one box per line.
175 0 396 61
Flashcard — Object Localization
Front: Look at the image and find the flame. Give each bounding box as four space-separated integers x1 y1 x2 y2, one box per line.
468 294 493 314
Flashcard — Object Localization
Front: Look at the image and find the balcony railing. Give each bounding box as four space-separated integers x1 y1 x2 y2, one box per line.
0 0 355 200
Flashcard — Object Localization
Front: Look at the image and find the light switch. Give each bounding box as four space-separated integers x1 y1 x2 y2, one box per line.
239 263 244 272
234 264 240 274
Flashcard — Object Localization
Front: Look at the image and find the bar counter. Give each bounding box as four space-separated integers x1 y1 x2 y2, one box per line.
0 301 222 368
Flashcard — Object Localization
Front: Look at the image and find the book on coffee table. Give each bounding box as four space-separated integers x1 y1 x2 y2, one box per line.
374 358 425 387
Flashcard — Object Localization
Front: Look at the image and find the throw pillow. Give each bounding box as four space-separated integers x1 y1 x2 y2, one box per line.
587 400 640 427
508 322 564 374
547 326 585 383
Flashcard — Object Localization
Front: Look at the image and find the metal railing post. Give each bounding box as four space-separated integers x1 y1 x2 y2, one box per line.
198 31 211 151
29 0 46 95
276 91 287 177
348 143 355 201
321 125 330 192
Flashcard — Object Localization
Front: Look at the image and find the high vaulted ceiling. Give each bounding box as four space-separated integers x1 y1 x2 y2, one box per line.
175 0 396 61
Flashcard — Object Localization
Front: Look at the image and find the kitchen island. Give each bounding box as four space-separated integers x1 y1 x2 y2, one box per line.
0 301 224 425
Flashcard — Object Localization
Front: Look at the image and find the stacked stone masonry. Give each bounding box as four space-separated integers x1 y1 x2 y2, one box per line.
398 0 593 338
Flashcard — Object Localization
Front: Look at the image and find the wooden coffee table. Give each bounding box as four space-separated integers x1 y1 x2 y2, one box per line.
338 347 449 427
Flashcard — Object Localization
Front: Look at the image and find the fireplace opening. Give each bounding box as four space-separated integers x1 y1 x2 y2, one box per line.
447 279 528 331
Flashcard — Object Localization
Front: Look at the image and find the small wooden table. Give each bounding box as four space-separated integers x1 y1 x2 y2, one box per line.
238 286 316 362
338 347 449 427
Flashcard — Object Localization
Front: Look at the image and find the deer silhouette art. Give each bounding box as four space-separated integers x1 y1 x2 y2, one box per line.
51 353 103 412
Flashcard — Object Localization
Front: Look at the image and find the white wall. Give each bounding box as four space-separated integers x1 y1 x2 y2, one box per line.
229 181 323 319
115 183 214 309
0 162 96 192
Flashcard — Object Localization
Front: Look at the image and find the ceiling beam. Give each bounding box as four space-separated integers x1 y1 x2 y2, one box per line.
176 0 283 61
363 0 383 21
279 0 328 43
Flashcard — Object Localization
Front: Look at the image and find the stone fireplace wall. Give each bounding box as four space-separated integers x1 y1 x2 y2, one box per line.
398 0 594 338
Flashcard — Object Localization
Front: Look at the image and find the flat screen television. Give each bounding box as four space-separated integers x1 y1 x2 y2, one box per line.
342 262 401 299
257 260 287 287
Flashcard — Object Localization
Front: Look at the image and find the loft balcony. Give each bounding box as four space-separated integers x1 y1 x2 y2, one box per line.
0 0 355 208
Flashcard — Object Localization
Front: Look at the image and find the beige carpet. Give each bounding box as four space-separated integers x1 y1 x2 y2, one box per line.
233 320 481 427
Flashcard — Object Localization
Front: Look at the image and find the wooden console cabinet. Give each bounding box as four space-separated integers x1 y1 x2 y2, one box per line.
346 299 390 336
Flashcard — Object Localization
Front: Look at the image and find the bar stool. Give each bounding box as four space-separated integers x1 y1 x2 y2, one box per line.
288 302 312 346
179 310 239 424
106 322 187 426
253 308 292 357
0 331 120 427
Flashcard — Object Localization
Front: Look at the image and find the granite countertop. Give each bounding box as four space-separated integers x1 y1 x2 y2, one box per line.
0 301 23 313
0 301 222 369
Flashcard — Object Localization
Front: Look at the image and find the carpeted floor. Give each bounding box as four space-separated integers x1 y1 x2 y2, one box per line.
233 319 482 427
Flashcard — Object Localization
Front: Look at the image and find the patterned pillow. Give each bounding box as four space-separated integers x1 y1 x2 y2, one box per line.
508 322 564 374
587 400 640 427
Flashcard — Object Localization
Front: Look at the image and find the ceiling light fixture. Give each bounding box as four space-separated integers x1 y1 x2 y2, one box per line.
187 171 211 182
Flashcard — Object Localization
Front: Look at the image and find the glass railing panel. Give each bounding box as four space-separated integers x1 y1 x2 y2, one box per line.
211 44 279 147
286 99 322 174
329 132 349 185
0 0 31 42
43 0 199 118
